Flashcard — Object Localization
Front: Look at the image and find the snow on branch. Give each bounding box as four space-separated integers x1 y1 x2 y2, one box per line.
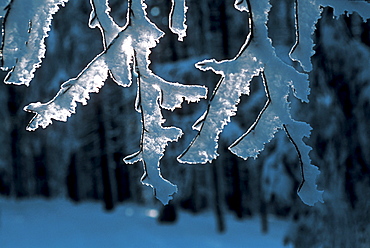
3 0 369 206
24 0 206 204
0 0 69 86
290 0 370 72
289 0 323 72
169 0 188 41
178 0 324 206
88 0 121 48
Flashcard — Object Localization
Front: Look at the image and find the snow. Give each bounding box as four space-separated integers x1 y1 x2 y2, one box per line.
0 198 292 248
23 0 206 205
177 0 322 207
169 0 188 41
1 0 69 86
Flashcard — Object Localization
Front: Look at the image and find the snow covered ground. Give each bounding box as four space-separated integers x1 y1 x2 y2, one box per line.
0 198 292 248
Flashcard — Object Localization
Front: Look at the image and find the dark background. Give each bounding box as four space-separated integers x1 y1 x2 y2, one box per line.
1 0 369 247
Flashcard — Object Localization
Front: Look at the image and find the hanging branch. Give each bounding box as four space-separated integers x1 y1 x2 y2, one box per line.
178 0 309 163
229 70 271 149
289 0 370 72
289 0 299 56
4 0 369 206
177 0 264 164
0 0 69 85
24 0 207 204
178 0 323 206
169 0 188 41
283 124 305 192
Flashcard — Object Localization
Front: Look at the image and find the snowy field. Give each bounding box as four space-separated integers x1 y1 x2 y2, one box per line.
0 198 292 248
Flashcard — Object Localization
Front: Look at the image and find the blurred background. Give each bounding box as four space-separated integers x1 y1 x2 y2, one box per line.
0 0 369 247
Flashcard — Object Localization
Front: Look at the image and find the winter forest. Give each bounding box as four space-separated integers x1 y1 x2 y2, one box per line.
1 0 370 247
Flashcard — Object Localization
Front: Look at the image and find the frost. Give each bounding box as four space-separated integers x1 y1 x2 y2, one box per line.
24 0 206 204
289 0 323 72
169 0 188 41
0 0 68 86
2 0 369 206
88 0 121 48
178 0 323 206
290 0 370 72
25 57 109 129
179 0 370 206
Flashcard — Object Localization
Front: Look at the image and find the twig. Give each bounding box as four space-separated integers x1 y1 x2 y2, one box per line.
283 124 305 192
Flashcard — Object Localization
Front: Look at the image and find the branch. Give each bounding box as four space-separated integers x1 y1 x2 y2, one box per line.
283 124 305 192
169 0 188 41
1 0 69 85
179 0 309 164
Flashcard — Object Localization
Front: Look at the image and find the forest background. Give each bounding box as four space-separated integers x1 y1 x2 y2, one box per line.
0 0 369 247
